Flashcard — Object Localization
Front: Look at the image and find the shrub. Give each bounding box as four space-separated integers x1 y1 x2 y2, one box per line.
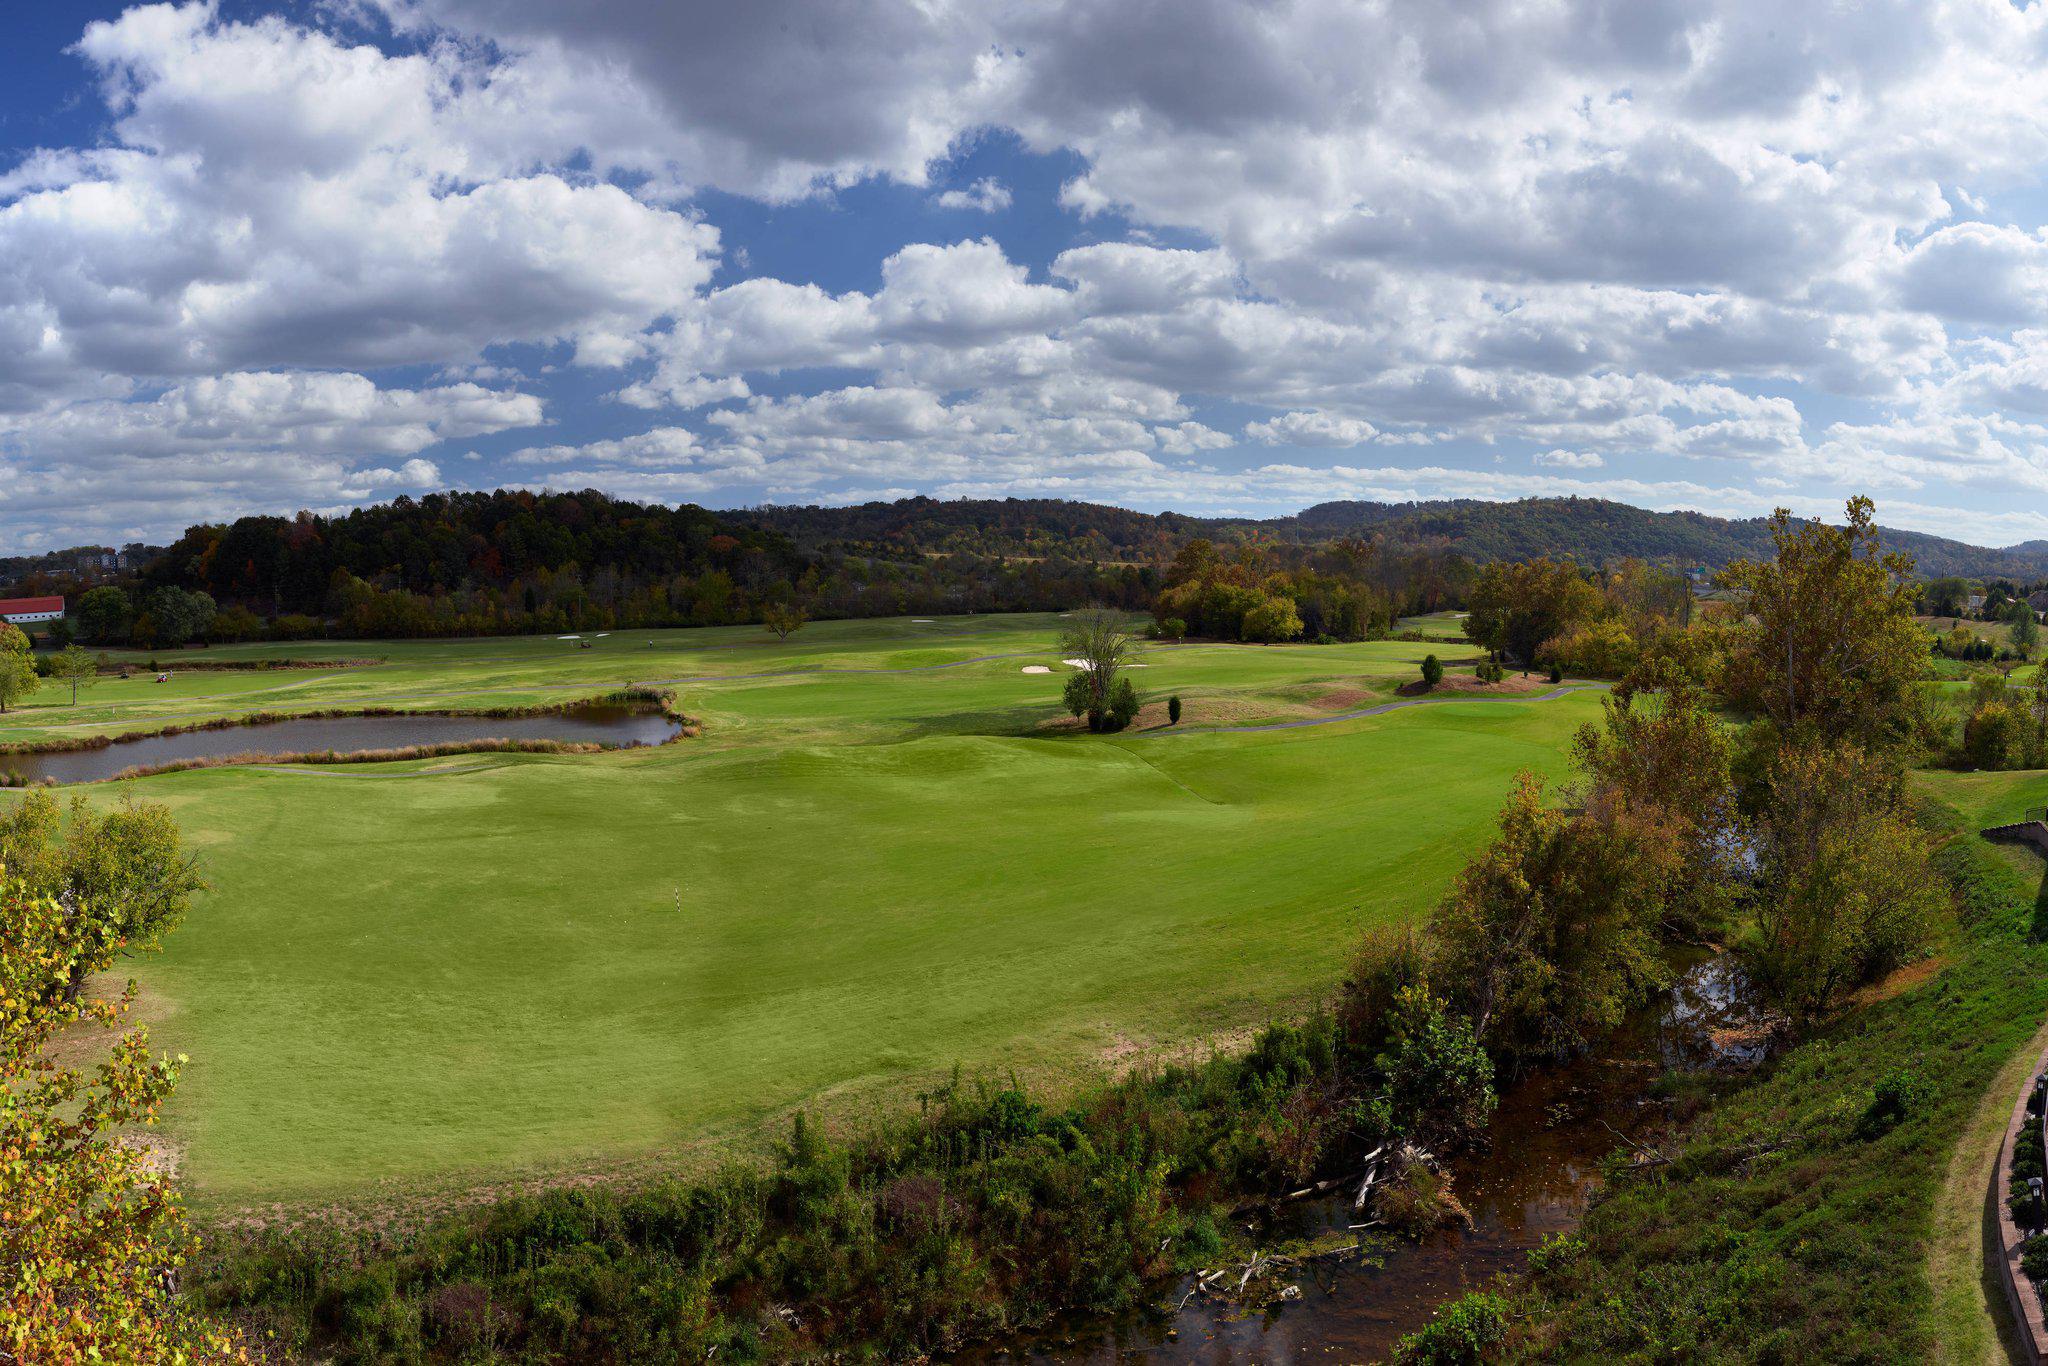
1853 1067 1932 1139
1106 676 1140 732
1421 654 1444 690
1393 1290 1509 1365
1475 659 1505 684
1168 695 1182 725
2024 1235 2048 1285
1161 617 1187 640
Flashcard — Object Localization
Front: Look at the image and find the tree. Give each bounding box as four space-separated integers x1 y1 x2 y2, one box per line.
1750 742 1940 1016
1168 694 1182 725
1922 575 1972 618
2 869 244 1364
1539 618 1638 679
1241 594 1304 643
1463 559 1604 668
0 791 207 1005
0 623 37 713
1573 669 1741 940
143 587 217 648
1058 606 1137 721
1421 653 1444 690
1431 775 1670 1061
44 616 75 648
1715 499 1927 751
2010 601 2041 660
1965 699 2028 770
47 644 100 706
74 585 132 644
763 601 808 642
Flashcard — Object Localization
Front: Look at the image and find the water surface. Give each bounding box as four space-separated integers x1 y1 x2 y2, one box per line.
0 705 679 784
974 956 1771 1364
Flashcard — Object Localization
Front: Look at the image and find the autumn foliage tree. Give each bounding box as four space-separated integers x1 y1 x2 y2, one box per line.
762 600 808 642
1462 558 1603 669
0 791 207 1005
1714 498 1929 752
1748 743 1942 1016
1429 775 1672 1062
1 875 240 1363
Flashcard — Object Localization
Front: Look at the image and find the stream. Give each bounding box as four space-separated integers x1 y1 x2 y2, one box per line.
973 955 1773 1364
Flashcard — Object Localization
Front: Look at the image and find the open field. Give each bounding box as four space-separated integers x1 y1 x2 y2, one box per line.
1 615 1607 1208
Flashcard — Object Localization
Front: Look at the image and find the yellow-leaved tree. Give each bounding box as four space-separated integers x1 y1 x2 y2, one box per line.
1 866 240 1361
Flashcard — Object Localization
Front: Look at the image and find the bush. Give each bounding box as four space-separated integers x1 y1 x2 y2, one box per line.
1106 676 1140 731
1853 1067 1932 1139
2023 1235 2048 1285
1161 617 1186 640
1393 1290 1509 1365
1168 695 1182 726
1421 654 1444 689
1474 659 1505 684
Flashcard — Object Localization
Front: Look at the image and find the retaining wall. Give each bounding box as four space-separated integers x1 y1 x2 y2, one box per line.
1994 1058 2048 1364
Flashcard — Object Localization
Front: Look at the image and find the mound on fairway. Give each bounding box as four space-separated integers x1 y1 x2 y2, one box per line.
3 615 1594 1207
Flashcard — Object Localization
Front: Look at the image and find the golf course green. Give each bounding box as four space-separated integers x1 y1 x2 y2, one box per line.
1 614 1604 1207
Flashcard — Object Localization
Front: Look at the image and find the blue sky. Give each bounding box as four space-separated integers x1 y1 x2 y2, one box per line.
6 1 2048 549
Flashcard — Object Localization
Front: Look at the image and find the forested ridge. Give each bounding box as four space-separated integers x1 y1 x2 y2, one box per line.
19 488 2043 646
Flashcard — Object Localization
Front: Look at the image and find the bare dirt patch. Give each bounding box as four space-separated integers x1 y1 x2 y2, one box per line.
1311 687 1374 710
1849 954 1950 1007
1397 671 1558 698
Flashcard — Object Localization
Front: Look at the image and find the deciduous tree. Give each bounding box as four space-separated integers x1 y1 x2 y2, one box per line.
0 623 38 712
1431 775 1670 1061
763 601 808 642
0 791 207 1004
1715 498 1927 751
1 878 242 1363
1058 607 1136 723
47 644 100 705
1749 742 1941 1016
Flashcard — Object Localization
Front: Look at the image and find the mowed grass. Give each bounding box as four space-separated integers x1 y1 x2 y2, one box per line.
2 615 1599 1207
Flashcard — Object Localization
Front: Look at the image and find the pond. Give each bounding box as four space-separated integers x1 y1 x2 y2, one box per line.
0 704 681 785
970 955 1775 1364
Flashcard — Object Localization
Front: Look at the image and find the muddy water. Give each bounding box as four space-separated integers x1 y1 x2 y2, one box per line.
977 956 1770 1365
0 704 681 784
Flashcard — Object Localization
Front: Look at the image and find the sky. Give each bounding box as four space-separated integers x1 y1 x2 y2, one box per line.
10 3 2048 549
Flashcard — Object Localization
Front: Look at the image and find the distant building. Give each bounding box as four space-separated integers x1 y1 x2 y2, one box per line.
0 595 65 625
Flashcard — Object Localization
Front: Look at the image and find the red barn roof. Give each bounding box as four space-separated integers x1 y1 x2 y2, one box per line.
0 596 64 616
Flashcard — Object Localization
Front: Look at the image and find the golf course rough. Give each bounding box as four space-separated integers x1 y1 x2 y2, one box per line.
0 614 1603 1206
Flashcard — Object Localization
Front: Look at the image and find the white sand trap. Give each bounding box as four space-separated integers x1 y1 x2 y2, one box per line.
556 634 581 640
1021 665 1052 674
912 618 935 623
1061 658 1150 669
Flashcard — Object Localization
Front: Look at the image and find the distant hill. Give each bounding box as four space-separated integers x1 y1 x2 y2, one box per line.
731 494 2048 581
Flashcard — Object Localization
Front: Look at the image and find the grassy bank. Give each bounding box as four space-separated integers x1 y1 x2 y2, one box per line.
1499 797 2048 1363
196 1015 1392 1361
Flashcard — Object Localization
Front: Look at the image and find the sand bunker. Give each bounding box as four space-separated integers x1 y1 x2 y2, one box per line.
1021 665 1052 674
1061 658 1149 669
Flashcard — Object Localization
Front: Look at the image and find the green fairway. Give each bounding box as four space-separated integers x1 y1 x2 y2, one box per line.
2 615 1603 1206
